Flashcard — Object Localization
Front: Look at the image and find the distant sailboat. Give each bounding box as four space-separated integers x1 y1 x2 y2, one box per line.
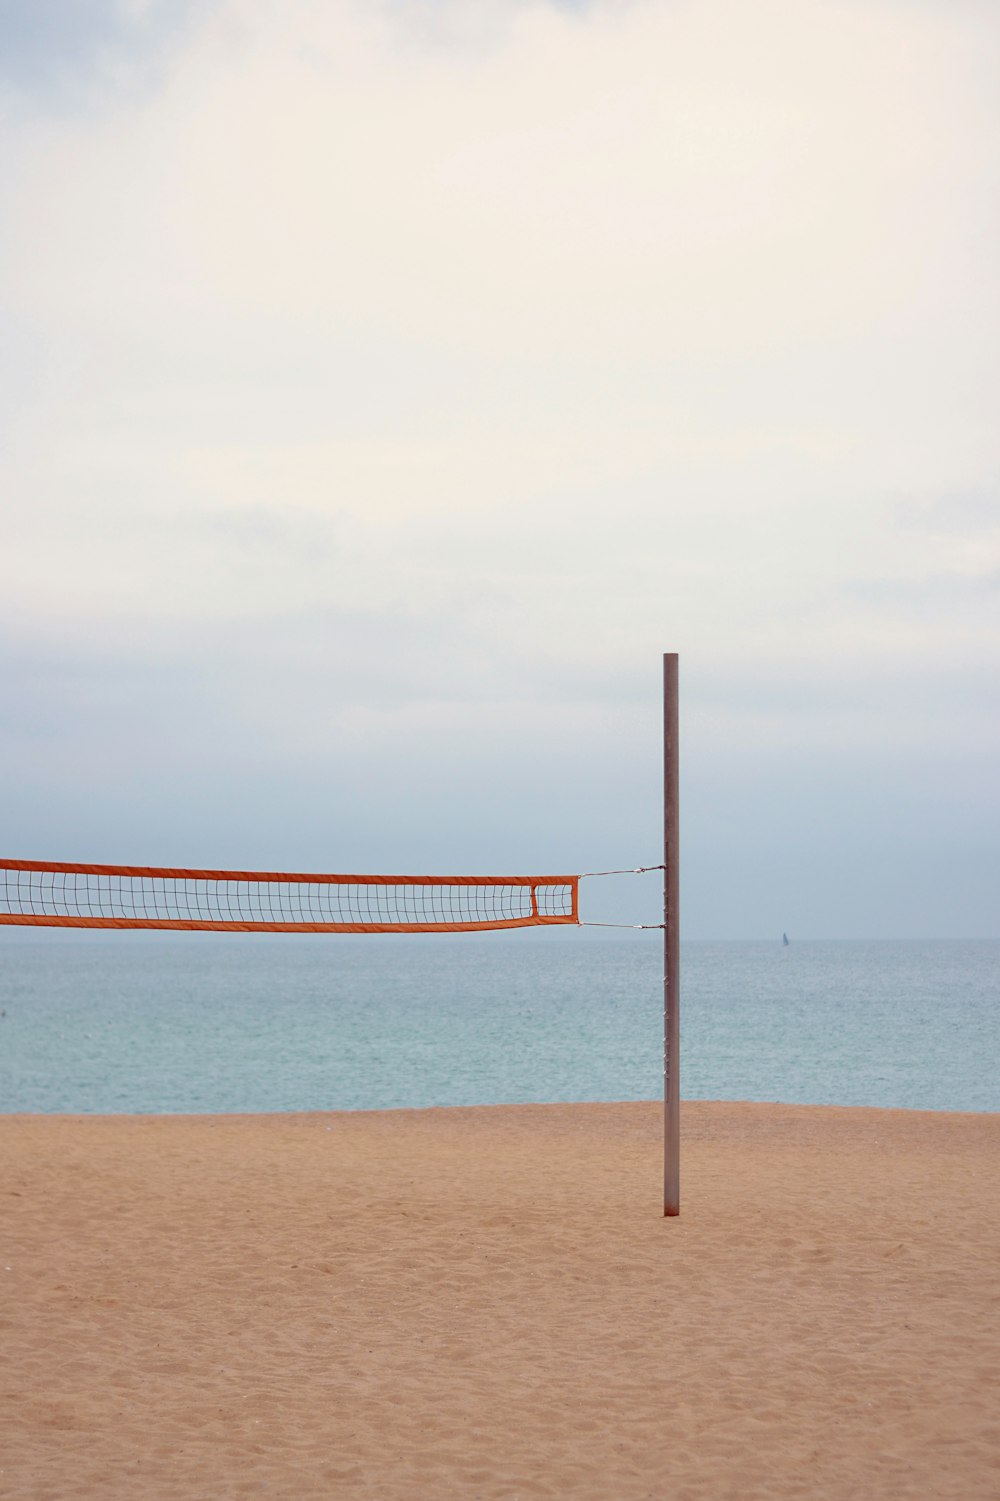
782 932 790 946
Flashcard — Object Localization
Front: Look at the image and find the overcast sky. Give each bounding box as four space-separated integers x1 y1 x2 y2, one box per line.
1 0 998 938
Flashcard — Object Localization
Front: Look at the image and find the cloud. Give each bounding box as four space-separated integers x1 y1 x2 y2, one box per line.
892 492 1000 537
0 0 198 111
845 569 999 611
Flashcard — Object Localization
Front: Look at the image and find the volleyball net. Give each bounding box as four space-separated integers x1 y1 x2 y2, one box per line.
0 859 579 935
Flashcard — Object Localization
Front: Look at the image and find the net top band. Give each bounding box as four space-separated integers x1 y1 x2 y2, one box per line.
0 859 575 888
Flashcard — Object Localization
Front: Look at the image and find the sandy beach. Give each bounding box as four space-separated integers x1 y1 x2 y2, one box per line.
3 1100 998 1499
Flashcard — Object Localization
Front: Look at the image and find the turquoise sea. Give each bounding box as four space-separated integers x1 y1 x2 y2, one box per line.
0 937 996 1115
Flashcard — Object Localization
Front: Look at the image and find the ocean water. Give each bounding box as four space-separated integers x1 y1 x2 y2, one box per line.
0 937 996 1115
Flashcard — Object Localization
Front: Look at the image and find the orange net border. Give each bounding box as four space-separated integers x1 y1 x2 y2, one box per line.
0 860 580 935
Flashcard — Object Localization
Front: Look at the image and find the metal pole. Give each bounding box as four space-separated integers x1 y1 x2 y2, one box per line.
663 652 680 1216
